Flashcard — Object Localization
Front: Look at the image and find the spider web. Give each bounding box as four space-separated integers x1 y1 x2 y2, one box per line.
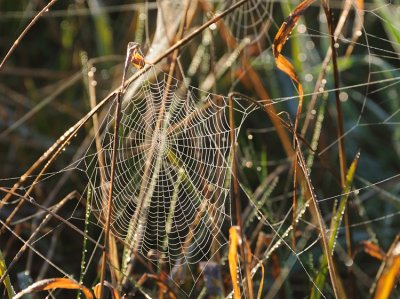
84 65 256 272
221 0 274 43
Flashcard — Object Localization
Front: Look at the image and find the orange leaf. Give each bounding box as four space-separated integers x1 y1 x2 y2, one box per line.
273 0 316 59
273 0 315 134
374 237 400 299
13 277 94 299
229 226 242 299
130 50 145 69
361 241 385 261
93 281 121 299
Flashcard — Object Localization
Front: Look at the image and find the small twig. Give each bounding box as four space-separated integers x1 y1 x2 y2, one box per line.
295 136 344 299
0 0 58 70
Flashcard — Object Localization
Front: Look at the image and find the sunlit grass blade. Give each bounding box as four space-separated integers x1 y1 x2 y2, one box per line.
0 249 14 299
311 152 360 299
374 235 400 299
229 226 241 299
374 256 400 299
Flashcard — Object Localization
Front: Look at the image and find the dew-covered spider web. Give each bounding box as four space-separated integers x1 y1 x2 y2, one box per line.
84 65 255 268
221 0 274 43
0 0 400 298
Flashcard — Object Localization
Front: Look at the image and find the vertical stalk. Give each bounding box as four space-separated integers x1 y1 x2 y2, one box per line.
229 96 242 229
321 2 353 295
229 94 254 299
99 43 139 299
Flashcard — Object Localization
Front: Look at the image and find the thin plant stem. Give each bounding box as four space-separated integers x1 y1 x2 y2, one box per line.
322 1 353 296
0 0 58 70
228 94 255 299
98 42 140 299
301 0 353 136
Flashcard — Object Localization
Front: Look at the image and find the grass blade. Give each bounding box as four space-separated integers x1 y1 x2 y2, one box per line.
374 235 400 299
311 152 360 299
229 226 242 299
0 249 14 299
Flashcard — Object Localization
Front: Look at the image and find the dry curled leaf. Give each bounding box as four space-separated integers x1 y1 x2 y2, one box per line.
360 241 385 261
13 277 94 299
273 0 316 134
130 49 146 69
93 280 121 299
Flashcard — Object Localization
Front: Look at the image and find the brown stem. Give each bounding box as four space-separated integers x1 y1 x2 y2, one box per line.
322 2 353 296
301 0 353 136
98 42 140 299
228 94 255 299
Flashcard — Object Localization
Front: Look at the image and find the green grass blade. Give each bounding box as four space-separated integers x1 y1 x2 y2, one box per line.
77 187 92 299
310 152 360 299
0 249 15 299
